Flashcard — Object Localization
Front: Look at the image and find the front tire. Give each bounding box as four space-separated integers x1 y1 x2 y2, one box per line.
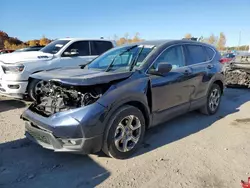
27 79 47 101
102 105 146 159
200 83 222 115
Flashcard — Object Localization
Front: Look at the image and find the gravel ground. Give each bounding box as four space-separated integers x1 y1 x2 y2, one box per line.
0 88 250 188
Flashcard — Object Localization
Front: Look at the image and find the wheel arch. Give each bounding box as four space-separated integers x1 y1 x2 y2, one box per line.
26 70 45 92
104 95 151 129
213 80 224 94
123 100 151 129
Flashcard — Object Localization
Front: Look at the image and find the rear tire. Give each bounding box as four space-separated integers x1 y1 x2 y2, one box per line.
102 105 145 159
200 83 222 115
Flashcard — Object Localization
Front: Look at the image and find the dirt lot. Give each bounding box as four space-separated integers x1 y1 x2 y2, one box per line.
0 88 250 188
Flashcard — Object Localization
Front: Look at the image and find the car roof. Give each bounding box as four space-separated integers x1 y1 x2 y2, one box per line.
121 39 212 48
134 40 173 47
58 38 115 42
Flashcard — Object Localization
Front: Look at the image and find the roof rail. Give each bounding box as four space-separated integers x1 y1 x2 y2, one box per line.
182 37 198 41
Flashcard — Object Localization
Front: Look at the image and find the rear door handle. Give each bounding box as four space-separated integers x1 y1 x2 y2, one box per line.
184 69 192 75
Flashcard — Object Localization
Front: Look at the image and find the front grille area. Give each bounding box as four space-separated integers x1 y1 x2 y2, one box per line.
0 64 4 79
0 88 6 92
27 128 50 144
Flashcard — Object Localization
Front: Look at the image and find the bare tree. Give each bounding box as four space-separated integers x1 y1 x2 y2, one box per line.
184 33 192 39
207 34 217 46
217 32 226 50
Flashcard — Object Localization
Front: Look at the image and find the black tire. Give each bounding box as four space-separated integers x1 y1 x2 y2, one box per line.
27 79 41 101
200 83 222 115
102 105 146 159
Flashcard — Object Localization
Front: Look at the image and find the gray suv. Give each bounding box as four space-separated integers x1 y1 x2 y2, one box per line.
21 39 224 159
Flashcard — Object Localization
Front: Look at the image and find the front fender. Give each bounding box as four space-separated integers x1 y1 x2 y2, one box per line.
98 73 150 111
97 72 151 129
97 73 151 149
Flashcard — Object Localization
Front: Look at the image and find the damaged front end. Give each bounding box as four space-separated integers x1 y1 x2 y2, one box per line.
21 78 113 153
30 80 109 117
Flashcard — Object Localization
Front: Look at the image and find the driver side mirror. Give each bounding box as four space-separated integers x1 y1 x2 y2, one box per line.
63 49 79 56
149 62 172 76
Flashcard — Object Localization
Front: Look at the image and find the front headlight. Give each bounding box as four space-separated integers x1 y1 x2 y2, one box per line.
2 64 25 74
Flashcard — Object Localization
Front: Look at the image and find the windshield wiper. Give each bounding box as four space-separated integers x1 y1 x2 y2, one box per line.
80 56 98 69
105 45 138 72
129 46 144 71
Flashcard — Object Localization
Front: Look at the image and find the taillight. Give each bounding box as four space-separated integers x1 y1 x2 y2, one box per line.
219 59 224 63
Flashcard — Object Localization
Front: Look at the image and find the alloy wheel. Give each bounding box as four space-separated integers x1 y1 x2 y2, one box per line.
114 115 142 152
34 81 48 95
209 88 221 112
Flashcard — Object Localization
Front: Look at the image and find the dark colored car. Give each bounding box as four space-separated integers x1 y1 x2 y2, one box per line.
220 53 235 63
21 40 224 159
14 45 45 52
0 49 15 54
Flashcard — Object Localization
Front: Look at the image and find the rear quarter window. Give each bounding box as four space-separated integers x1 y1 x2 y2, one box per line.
91 41 113 55
205 47 215 60
186 45 207 65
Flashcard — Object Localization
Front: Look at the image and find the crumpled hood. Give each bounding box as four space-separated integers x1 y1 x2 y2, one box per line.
31 67 133 86
0 51 54 64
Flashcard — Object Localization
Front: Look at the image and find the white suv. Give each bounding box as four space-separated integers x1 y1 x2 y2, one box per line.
0 38 116 100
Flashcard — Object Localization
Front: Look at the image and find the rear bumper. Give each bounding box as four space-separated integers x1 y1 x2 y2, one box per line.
25 121 103 154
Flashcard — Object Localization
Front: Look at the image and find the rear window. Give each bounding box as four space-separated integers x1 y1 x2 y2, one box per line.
186 45 207 65
90 41 113 55
205 47 215 60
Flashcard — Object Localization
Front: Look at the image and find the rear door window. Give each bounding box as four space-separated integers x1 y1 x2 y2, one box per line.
90 41 113 55
185 45 207 65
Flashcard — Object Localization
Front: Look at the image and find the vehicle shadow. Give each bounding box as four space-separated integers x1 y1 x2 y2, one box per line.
0 139 110 188
134 88 250 157
0 97 27 113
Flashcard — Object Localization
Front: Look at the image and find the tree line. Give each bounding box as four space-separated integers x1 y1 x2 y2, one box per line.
184 32 249 51
0 31 52 50
114 32 144 45
0 30 249 51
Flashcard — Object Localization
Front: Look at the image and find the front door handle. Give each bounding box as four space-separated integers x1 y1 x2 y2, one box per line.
207 64 214 69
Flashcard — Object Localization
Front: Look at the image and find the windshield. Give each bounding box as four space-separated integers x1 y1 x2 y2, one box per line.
40 40 70 54
87 45 154 72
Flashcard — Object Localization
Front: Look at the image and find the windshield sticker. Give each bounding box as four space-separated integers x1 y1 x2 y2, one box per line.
55 44 63 47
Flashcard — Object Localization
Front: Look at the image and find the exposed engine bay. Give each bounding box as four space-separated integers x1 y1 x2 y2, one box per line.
30 80 109 117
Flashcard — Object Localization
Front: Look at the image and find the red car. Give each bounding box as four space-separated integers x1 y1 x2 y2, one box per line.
220 53 235 63
0 49 15 54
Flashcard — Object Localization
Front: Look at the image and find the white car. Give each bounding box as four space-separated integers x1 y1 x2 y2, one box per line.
0 38 116 100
